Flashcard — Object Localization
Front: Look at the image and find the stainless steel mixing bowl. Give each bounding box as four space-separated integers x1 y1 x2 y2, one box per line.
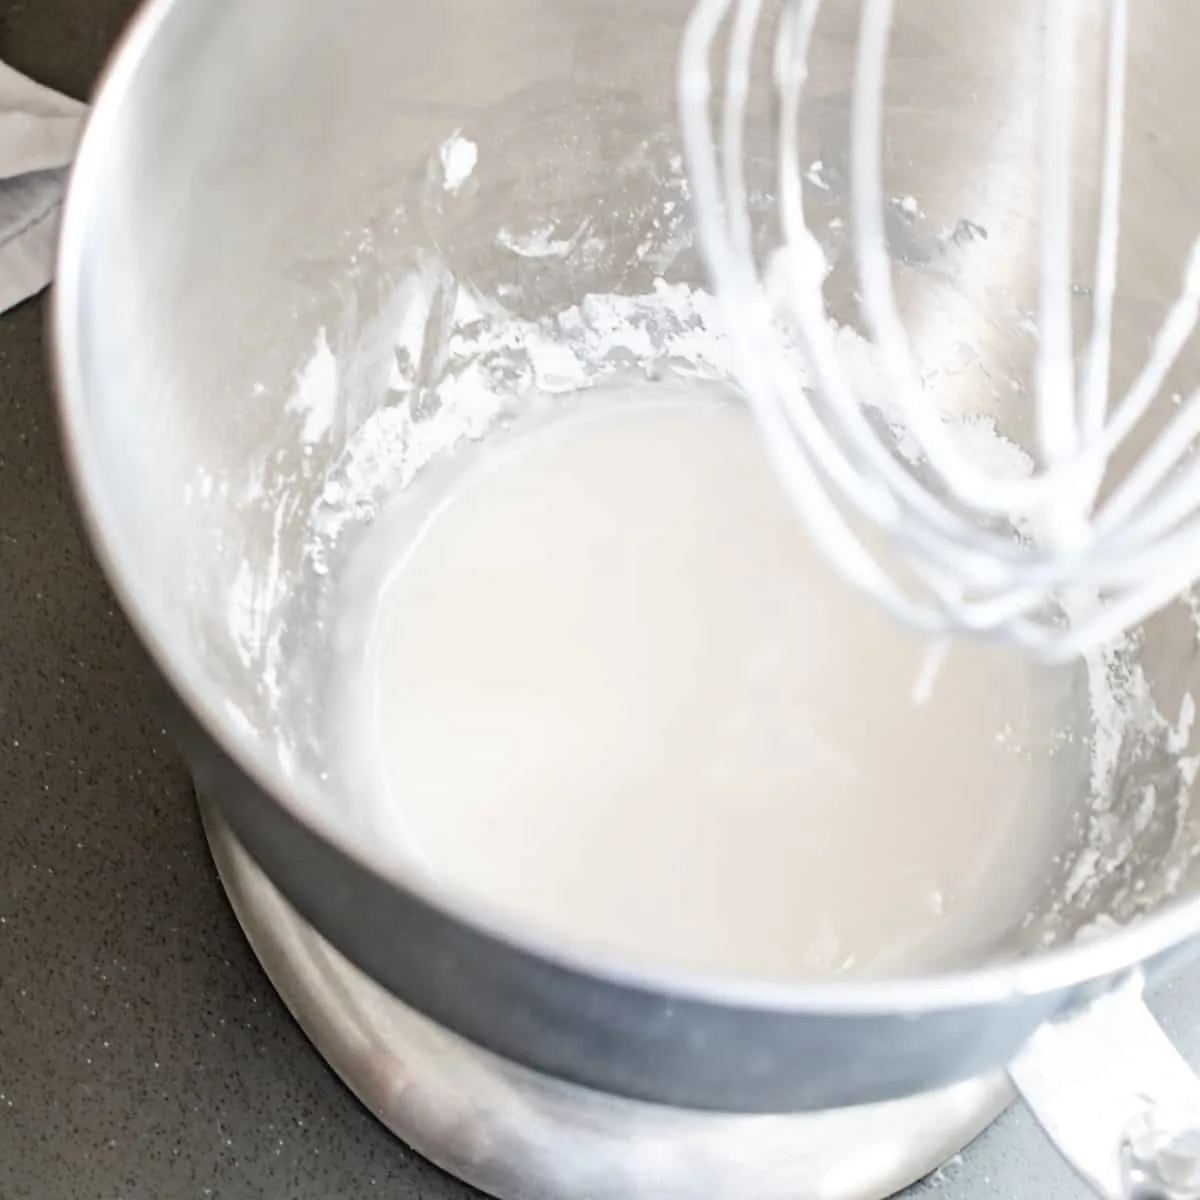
51 0 1200 1194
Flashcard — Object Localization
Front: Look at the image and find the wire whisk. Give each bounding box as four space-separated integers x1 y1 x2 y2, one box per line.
678 0 1200 662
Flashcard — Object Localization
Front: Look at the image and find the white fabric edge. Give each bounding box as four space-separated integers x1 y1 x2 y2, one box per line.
0 200 60 313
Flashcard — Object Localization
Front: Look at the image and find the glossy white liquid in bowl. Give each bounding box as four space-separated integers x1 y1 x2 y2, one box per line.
333 389 1075 981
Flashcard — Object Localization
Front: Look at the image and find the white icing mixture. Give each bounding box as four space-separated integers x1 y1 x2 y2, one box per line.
230 251 1200 981
333 392 1073 979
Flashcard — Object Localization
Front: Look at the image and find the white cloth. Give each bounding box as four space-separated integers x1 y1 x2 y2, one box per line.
0 62 87 314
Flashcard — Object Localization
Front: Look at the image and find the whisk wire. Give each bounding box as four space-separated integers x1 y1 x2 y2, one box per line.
1080 0 1128 445
1036 0 1081 474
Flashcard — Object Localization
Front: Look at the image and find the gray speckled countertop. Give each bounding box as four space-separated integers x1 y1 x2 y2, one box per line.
3 6 1200 1199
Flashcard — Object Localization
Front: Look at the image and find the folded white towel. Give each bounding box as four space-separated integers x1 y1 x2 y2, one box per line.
0 62 87 315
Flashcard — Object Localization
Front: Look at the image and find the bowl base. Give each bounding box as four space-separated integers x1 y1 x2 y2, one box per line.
198 790 1012 1200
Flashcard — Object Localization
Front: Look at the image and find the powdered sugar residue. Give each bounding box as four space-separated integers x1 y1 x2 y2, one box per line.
287 327 339 446
439 133 478 194
497 224 578 260
302 274 741 576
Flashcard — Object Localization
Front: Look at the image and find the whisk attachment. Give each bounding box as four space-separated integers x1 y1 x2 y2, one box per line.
678 0 1200 661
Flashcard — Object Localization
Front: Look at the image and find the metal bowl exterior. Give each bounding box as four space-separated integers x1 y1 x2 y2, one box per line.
52 0 1200 1113
199 791 1016 1200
